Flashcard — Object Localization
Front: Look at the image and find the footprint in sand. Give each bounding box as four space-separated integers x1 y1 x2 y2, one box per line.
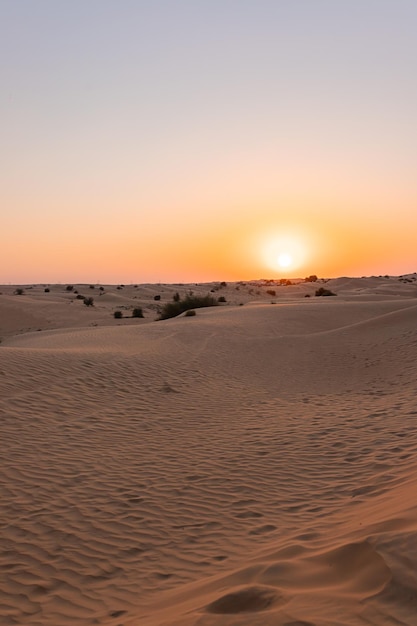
206 585 285 614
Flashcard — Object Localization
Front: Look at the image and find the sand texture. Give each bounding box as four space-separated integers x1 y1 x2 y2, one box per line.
1 275 417 625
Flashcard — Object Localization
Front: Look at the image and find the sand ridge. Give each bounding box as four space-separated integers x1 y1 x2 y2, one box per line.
1 276 417 625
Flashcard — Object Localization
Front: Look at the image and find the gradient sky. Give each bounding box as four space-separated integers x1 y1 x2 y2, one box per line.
1 0 416 283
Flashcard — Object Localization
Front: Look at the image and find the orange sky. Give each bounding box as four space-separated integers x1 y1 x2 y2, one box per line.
1 2 416 283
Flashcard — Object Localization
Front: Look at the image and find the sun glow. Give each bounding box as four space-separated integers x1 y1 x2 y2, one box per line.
260 232 308 274
277 252 293 268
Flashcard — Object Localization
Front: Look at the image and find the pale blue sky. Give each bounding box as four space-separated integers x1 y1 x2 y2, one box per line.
1 1 416 282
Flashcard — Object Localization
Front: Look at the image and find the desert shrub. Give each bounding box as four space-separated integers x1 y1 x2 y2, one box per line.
116 285 122 290
304 294 311 297
220 281 227 287
132 307 144 318
218 296 227 302
154 294 161 301
14 288 24 295
158 293 218 320
315 287 336 297
66 285 74 291
44 288 50 293
83 297 94 306
99 286 104 291
266 289 276 296
305 275 318 283
114 310 123 319
173 292 180 302
185 309 196 317
76 294 85 300
89 285 95 289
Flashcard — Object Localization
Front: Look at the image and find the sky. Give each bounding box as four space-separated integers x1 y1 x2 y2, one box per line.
1 0 416 283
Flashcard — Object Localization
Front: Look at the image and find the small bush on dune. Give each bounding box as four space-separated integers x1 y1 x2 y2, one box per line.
76 294 85 300
132 307 144 318
114 310 123 319
266 289 276 296
83 297 94 306
66 285 74 291
185 309 196 317
44 288 50 293
218 296 227 302
158 293 218 320
315 287 336 297
14 288 24 295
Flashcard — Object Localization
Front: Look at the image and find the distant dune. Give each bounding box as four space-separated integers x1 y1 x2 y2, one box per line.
1 275 417 625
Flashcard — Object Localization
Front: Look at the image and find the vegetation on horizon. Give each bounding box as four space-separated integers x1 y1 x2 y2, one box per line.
114 307 143 319
315 287 336 297
158 292 218 320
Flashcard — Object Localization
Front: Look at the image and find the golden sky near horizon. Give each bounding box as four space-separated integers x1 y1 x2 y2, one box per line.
1 1 416 283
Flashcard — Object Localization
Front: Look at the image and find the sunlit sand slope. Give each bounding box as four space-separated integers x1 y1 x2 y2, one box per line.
1 297 417 625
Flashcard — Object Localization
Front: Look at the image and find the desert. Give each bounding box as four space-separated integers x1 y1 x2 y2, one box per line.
1 275 417 625
3 1 417 623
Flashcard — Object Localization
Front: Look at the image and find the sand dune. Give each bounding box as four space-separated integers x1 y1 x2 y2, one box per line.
1 276 417 625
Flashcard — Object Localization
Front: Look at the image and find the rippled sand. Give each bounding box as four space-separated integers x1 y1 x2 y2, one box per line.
1 276 417 625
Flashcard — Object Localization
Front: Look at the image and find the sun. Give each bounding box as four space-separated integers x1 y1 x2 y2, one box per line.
260 232 307 274
277 252 293 268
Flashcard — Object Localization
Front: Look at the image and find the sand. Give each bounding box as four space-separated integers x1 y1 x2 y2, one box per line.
1 275 417 625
